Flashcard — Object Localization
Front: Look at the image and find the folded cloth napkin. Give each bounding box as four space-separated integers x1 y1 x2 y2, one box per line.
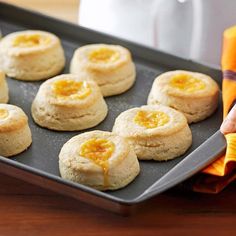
192 25 236 193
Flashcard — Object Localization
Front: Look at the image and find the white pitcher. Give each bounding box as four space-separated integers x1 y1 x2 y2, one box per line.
79 0 236 66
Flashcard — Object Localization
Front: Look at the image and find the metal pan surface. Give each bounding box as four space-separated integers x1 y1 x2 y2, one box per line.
0 3 225 214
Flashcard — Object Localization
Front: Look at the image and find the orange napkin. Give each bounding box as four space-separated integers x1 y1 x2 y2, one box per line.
192 26 236 193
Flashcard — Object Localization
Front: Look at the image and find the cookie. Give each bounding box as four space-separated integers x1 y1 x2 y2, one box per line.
59 130 140 190
70 44 136 96
113 105 192 161
147 70 219 123
31 74 108 131
0 30 65 81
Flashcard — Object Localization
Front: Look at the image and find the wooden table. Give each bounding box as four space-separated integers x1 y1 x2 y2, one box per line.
0 173 235 235
1 1 236 235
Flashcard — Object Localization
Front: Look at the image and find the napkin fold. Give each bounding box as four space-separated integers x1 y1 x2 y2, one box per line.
192 25 236 193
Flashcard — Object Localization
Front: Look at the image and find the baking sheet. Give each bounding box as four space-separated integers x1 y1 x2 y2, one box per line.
0 3 223 207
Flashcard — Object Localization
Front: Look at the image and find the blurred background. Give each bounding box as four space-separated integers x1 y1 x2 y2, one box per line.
3 0 236 67
1 0 79 22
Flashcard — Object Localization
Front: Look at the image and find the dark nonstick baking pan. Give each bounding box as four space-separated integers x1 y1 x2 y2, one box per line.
0 2 226 215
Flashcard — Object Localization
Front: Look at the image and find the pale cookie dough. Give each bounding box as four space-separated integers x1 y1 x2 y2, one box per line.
0 104 32 157
0 71 9 103
31 74 108 131
113 105 192 161
0 30 65 81
70 44 136 97
147 70 219 123
59 130 140 190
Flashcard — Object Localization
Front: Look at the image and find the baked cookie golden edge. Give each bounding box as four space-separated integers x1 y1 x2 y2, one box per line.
0 71 9 103
59 130 140 190
0 104 32 157
31 74 108 131
0 30 65 81
112 104 192 161
70 44 136 97
147 70 219 123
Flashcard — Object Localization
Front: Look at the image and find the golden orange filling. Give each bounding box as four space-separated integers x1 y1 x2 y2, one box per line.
0 108 9 120
80 138 115 186
53 79 91 99
13 34 51 47
89 47 120 63
170 74 206 93
80 138 115 165
134 110 170 129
